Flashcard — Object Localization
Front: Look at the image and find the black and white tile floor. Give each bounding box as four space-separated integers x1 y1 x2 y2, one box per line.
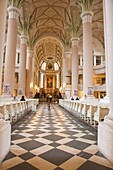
0 104 113 170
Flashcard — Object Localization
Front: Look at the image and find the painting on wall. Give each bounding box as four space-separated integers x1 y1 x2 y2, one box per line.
4 84 10 95
18 88 23 95
74 89 78 96
87 86 93 95
47 75 53 88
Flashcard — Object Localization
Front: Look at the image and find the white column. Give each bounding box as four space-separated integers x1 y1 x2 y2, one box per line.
59 72 61 88
56 73 60 88
53 75 55 89
64 52 72 98
71 37 79 96
18 35 28 95
62 54 67 98
39 71 41 89
98 0 113 164
26 50 34 97
65 52 72 75
40 73 44 88
32 57 35 90
101 55 104 65
35 74 38 86
44 75 47 89
56 74 57 88
0 0 7 94
34 72 37 94
4 7 20 95
102 1 113 119
62 55 67 86
103 2 109 100
81 11 94 96
42 73 44 89
35 73 38 88
65 52 72 85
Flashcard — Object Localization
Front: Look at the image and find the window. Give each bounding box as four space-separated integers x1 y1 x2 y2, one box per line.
40 73 44 88
17 53 20 64
96 56 101 65
3 52 5 63
15 73 18 83
48 63 53 70
41 62 46 70
54 63 59 70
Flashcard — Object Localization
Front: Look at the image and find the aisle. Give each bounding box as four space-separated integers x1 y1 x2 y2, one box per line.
0 104 113 170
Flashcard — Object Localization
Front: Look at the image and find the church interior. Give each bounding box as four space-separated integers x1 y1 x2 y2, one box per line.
0 0 113 169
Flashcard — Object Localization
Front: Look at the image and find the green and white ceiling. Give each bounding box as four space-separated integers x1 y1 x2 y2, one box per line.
8 0 103 67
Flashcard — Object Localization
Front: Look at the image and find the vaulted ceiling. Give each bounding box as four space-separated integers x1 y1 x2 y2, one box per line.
9 0 103 67
35 37 63 68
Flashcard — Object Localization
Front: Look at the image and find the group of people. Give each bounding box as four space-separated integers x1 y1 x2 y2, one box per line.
71 96 79 101
12 95 26 101
13 94 80 102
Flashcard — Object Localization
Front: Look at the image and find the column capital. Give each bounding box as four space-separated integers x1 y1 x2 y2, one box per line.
7 6 20 20
71 37 79 46
27 50 34 56
81 11 93 24
20 35 28 44
65 52 72 58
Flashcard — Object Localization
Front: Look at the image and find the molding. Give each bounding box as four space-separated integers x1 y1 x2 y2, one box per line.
7 6 20 20
20 35 28 44
27 50 34 57
65 52 72 58
81 11 94 24
71 37 79 46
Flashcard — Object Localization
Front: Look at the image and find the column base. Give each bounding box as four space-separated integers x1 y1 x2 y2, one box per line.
0 120 11 163
65 85 72 99
0 94 13 102
80 95 97 101
98 119 113 164
86 95 95 99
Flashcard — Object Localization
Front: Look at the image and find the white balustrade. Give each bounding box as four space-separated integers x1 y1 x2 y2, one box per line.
59 99 110 127
87 105 97 124
75 102 79 112
94 106 109 127
81 104 90 120
0 98 39 164
0 99 39 124
0 119 11 163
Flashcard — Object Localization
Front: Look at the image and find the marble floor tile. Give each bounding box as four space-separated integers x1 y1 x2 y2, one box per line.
1 104 113 170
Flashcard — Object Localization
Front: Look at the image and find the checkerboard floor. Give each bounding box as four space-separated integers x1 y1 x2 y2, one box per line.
0 104 113 170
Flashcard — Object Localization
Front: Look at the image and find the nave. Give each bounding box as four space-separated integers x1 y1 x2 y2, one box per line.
0 104 113 170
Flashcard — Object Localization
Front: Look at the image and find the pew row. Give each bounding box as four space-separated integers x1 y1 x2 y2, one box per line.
59 99 109 127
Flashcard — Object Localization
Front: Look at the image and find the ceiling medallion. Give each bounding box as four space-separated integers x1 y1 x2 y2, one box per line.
47 57 54 60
